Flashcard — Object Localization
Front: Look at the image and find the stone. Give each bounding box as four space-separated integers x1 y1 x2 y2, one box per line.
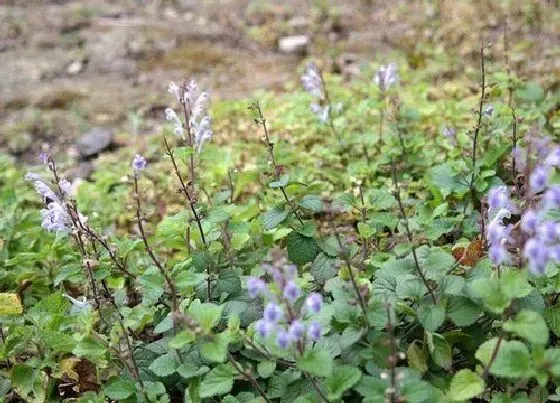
278 35 308 55
76 127 113 158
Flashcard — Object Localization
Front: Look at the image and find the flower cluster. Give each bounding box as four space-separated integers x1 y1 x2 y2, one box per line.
374 62 398 92
132 154 146 176
166 80 213 153
520 146 560 275
486 186 514 266
247 260 324 350
25 158 83 233
301 62 330 124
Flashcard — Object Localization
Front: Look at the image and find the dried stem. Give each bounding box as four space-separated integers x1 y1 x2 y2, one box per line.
253 101 304 226
227 352 272 403
391 160 437 304
482 331 505 379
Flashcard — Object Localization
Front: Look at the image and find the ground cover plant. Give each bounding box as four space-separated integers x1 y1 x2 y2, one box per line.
1 3 560 402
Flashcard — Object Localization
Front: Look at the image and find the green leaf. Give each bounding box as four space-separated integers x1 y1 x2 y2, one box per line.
369 189 396 210
200 364 235 398
422 248 455 279
325 365 361 400
257 361 276 378
298 195 324 212
200 332 232 363
311 253 338 285
417 303 445 332
296 349 333 378
516 81 544 102
427 333 452 370
447 296 482 327
216 270 241 295
104 377 137 400
149 353 178 377
504 310 549 345
476 339 532 378
286 231 319 265
188 301 223 333
73 337 107 363
544 306 560 337
269 174 289 188
425 163 468 199
407 342 428 374
472 278 511 314
261 208 289 230
230 232 250 250
177 363 210 379
448 369 485 401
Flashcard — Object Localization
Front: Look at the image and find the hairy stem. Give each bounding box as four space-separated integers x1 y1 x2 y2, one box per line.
227 352 272 403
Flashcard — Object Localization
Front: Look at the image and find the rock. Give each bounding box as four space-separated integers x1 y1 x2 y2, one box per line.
76 127 113 158
66 60 83 75
278 35 308 55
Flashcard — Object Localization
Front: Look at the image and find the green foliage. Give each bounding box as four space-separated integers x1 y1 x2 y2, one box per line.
1 10 560 401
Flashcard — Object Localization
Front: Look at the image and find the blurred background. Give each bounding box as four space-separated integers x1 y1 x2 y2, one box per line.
0 0 558 168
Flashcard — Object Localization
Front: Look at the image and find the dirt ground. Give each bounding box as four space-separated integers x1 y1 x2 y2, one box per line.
0 0 558 164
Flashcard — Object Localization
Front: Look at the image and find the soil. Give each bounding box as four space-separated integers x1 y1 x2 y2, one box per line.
0 0 558 164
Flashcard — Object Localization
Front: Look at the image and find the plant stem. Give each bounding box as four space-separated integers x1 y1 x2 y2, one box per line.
164 137 212 301
391 160 437 304
385 301 399 403
330 219 369 319
132 175 180 316
227 352 272 403
253 101 304 226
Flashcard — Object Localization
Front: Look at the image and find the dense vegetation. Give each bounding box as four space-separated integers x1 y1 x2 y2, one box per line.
1 6 560 402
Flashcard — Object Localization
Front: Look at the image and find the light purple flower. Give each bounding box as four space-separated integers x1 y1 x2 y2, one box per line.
483 105 494 116
301 62 324 99
310 103 330 124
307 321 322 341
39 152 49 165
305 293 322 313
489 244 509 266
520 210 539 234
263 303 283 323
524 238 550 275
132 154 147 174
59 179 72 197
529 165 549 193
536 221 559 244
168 81 181 103
192 115 213 153
40 201 73 232
545 146 560 167
255 319 273 338
283 280 300 303
247 277 266 299
488 186 509 214
276 330 293 349
288 320 305 340
544 186 560 209
165 107 184 138
375 62 398 92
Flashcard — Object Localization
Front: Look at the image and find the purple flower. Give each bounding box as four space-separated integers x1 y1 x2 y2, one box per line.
263 303 283 323
524 238 550 275
544 186 560 209
59 179 72 197
488 244 509 266
165 107 184 138
305 293 322 313
132 154 147 174
483 105 494 116
255 320 273 338
545 146 560 167
40 201 73 232
288 320 305 340
488 186 509 214
520 210 539 234
247 277 266 299
310 103 330 124
283 280 300 303
39 152 49 165
301 62 324 99
536 221 559 243
375 62 398 92
276 330 293 349
442 127 456 142
530 166 549 193
192 115 213 153
307 321 322 341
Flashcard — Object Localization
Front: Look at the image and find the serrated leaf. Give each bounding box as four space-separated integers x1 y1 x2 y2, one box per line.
286 231 319 265
325 365 361 400
0 293 23 315
149 353 178 377
200 364 235 398
311 253 338 285
257 361 276 378
188 301 223 333
417 304 445 332
104 377 136 400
